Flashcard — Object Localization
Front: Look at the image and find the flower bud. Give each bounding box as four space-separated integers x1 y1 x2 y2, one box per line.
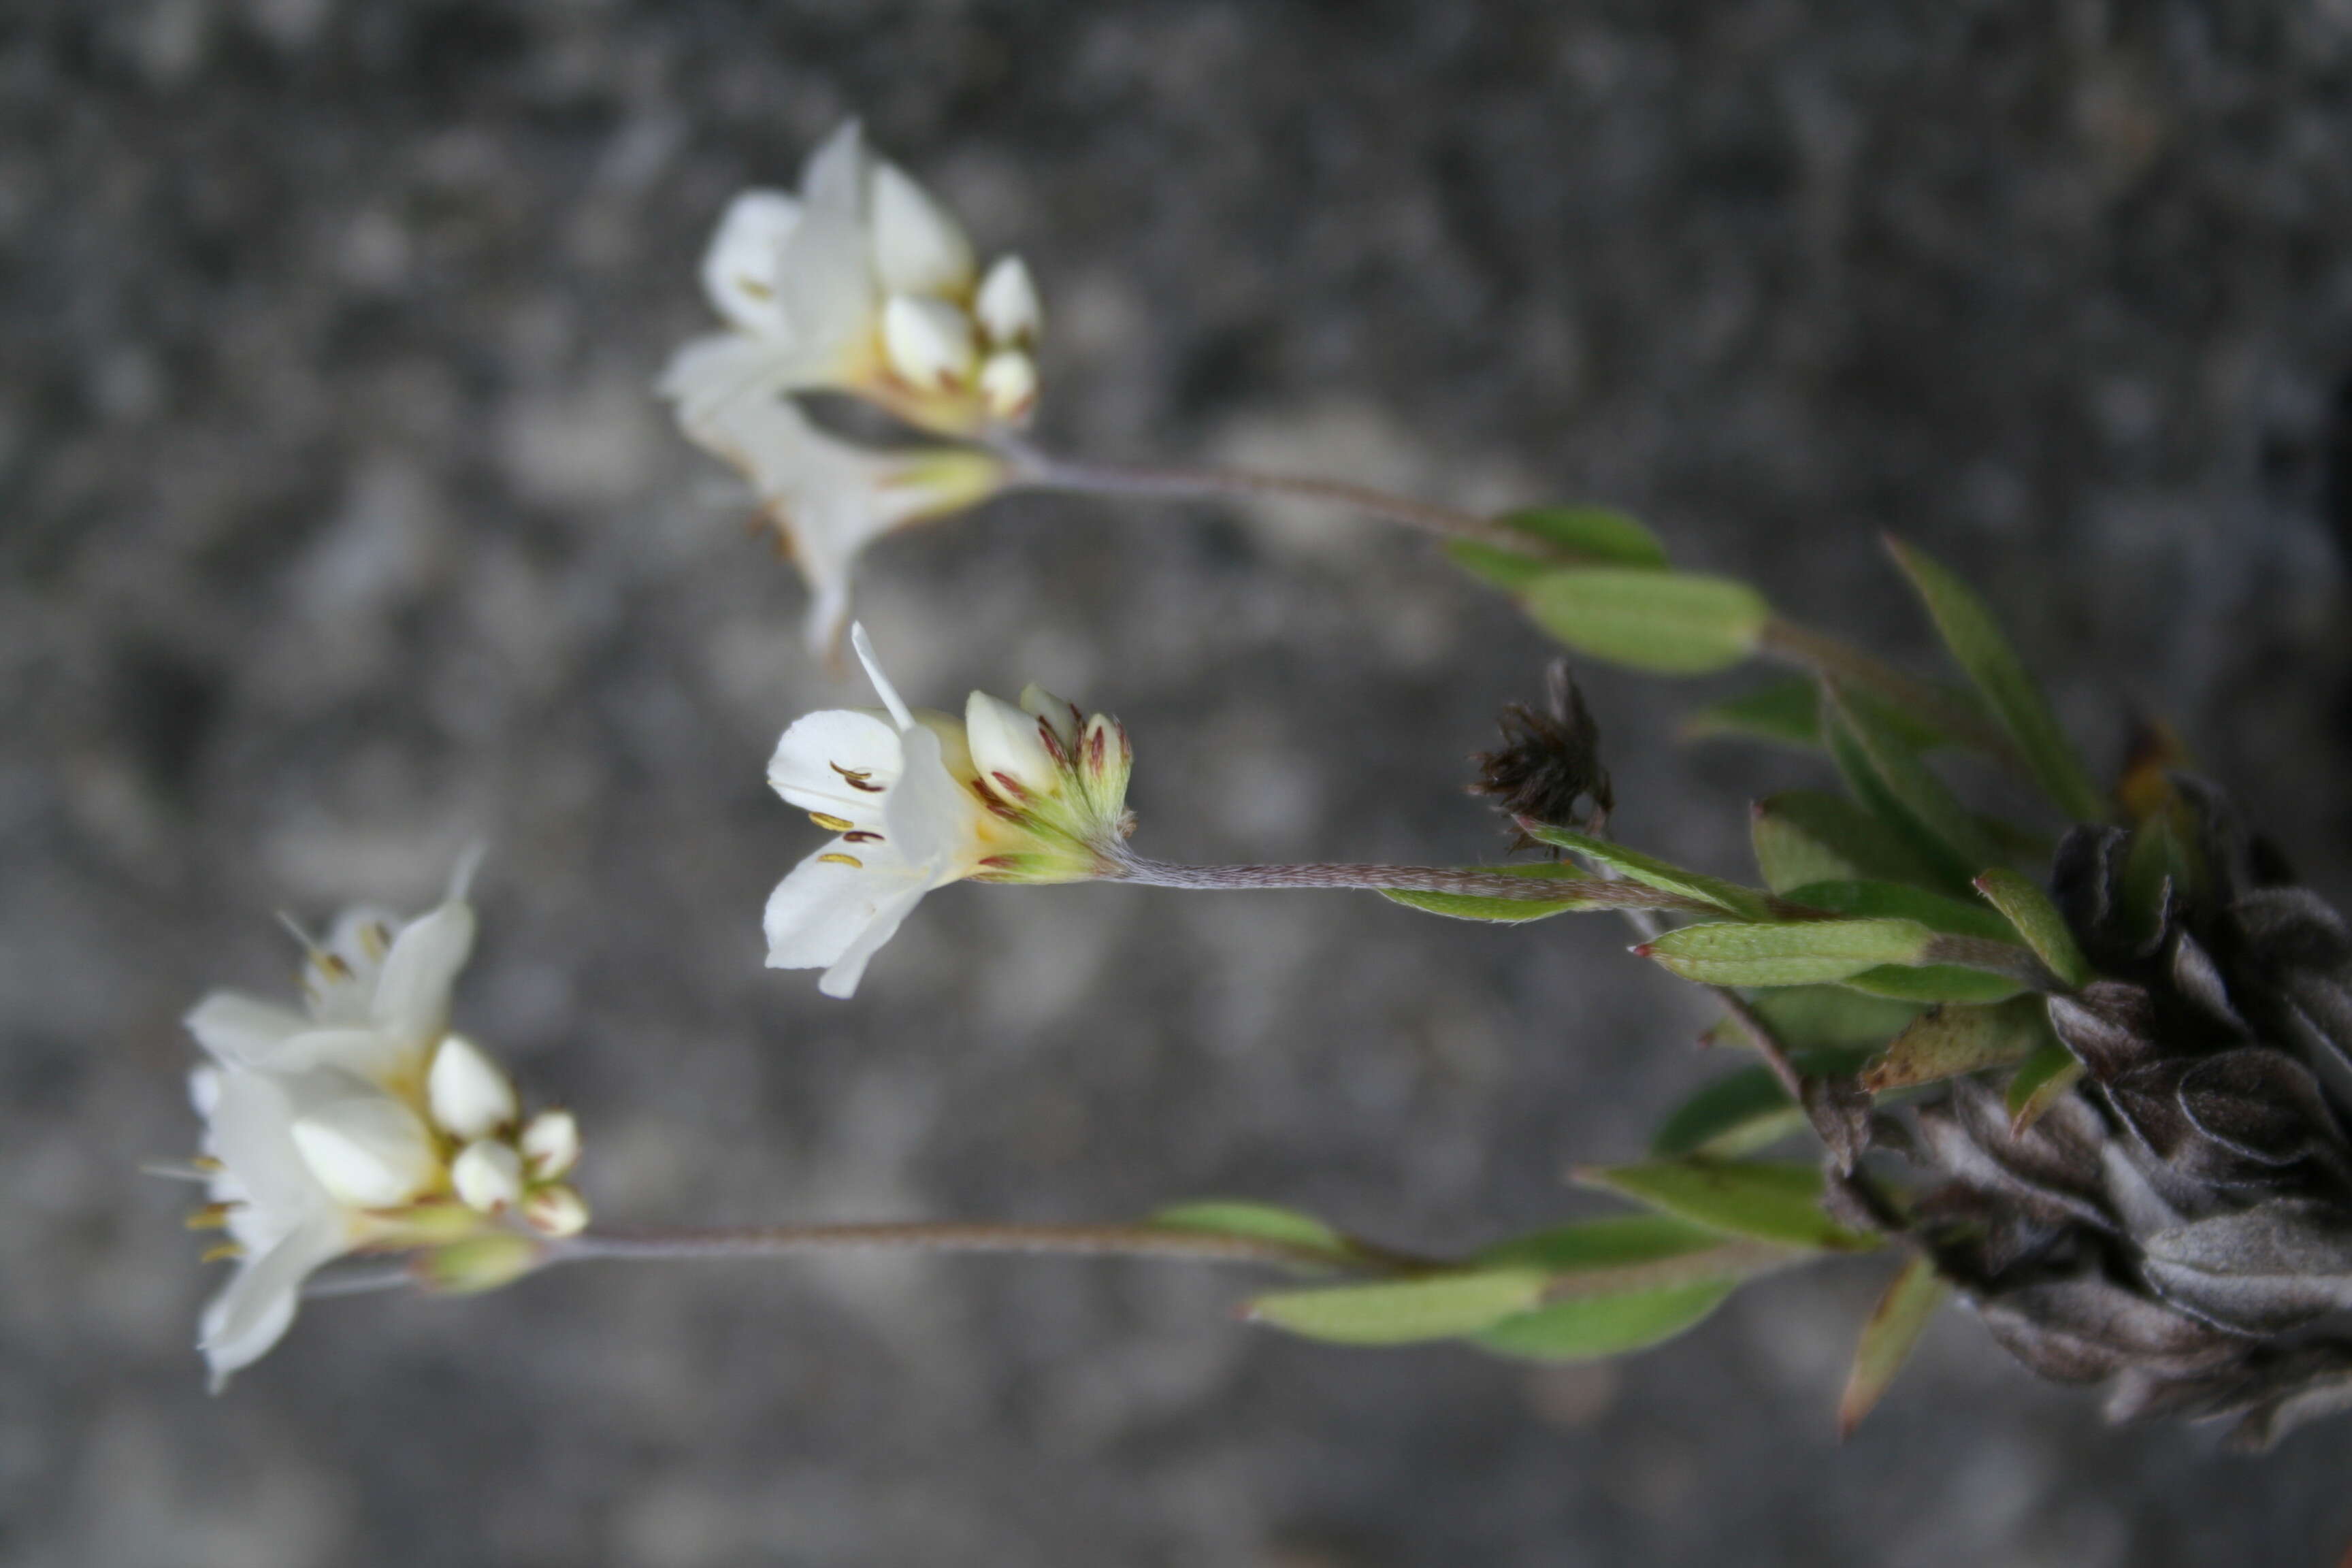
977 349 1039 424
451 1138 526 1213
291 1096 440 1209
427 1033 518 1139
523 1183 590 1237
872 163 976 297
415 1232 544 1295
881 295 979 389
1019 685 1081 751
965 690 1062 800
519 1109 581 1180
975 255 1042 345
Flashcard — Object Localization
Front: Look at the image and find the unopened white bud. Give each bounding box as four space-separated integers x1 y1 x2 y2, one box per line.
882 294 978 389
291 1097 439 1209
975 255 1041 345
1019 684 1081 751
519 1109 581 1180
451 1138 525 1213
427 1034 517 1140
977 350 1039 424
523 1182 590 1238
872 163 976 297
965 690 1062 799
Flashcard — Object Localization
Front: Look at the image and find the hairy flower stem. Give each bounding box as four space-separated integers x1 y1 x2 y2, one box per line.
998 444 1531 549
549 1221 1428 1275
1112 855 1702 908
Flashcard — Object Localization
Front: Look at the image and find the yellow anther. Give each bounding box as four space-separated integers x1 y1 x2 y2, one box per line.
817 853 864 868
200 1242 246 1264
808 812 855 832
184 1203 233 1231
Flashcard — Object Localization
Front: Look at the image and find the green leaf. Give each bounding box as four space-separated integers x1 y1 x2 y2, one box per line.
1860 996 2052 1093
1475 1282 1737 1362
1379 863 1591 924
1473 1213 1726 1271
1823 687 2007 887
1684 679 1823 748
1700 989 1923 1050
1842 964 2027 1004
1579 1160 1879 1252
1498 506 1671 567
1149 1202 1355 1264
1652 1068 1807 1158
1780 880 2019 943
1518 824 1774 919
1640 919 1935 987
1886 538 2106 823
1523 570 1772 676
1838 1256 1952 1437
1248 1270 1549 1345
2006 1043 2087 1132
1443 540 1550 592
1751 791 1948 895
1448 510 1671 592
1972 868 2093 989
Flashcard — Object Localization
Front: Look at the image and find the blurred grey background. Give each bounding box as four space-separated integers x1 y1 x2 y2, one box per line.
8 2 2352 1564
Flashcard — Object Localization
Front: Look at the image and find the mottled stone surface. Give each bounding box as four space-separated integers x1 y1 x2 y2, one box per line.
7 3 2352 1564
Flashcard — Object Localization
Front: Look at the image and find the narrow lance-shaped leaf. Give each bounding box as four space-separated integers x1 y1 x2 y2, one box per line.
1652 1067 1808 1159
1248 1270 1550 1346
1640 919 1935 988
1475 1282 1740 1363
1751 791 1950 894
1523 569 1772 676
2005 1043 2087 1134
1579 1159 1880 1252
1686 679 1824 749
1379 863 1590 924
1974 867 2093 989
1149 1201 1359 1266
1780 879 2021 943
1823 683 2008 884
1520 823 1774 920
1885 537 2106 823
1699 988 1923 1050
1842 964 2028 1005
1498 506 1671 566
1861 996 2053 1093
1839 1255 1952 1437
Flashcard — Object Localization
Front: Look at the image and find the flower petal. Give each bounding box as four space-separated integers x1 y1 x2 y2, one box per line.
817 880 931 1000
290 1093 441 1209
700 189 802 337
370 899 476 1051
762 841 921 974
849 623 917 732
199 1217 348 1391
799 119 870 214
872 162 975 297
881 721 979 872
768 708 904 826
184 992 312 1068
204 1068 333 1222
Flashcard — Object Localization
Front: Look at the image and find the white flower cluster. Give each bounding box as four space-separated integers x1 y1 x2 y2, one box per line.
661 122 1041 657
182 877 583 1387
766 625 1134 998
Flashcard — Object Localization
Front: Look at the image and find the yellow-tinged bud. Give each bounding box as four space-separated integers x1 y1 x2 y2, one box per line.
415 1232 544 1295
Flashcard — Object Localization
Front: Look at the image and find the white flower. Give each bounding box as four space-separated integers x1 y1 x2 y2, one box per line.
659 119 1043 440
180 872 587 1388
765 624 1134 999
679 391 1005 659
